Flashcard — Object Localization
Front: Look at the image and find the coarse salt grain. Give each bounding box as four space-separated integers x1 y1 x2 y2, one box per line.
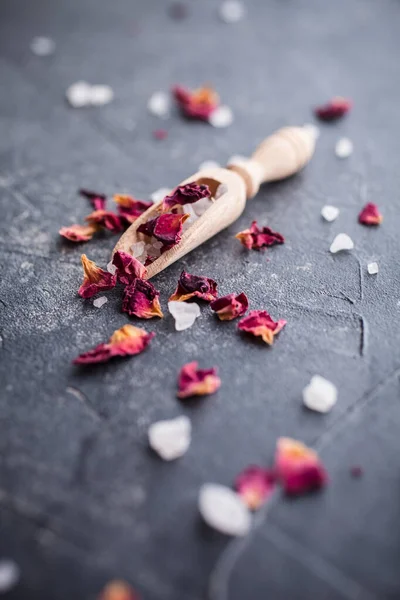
209 105 234 128
219 0 246 23
93 296 108 308
90 85 114 106
107 261 117 274
183 203 198 228
199 160 220 170
131 241 146 258
303 375 337 413
150 187 171 203
168 301 200 331
303 123 320 140
30 36 55 56
0 560 20 593
330 233 354 253
192 197 212 217
335 137 353 159
198 484 251 536
66 81 92 108
321 205 339 222
367 262 379 275
148 415 191 461
148 91 170 118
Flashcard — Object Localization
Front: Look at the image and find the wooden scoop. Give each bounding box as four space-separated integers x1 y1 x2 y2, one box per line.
113 126 315 279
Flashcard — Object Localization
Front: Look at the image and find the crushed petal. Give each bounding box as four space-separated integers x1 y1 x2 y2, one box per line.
302 375 337 413
169 270 218 302
148 415 191 461
358 203 383 226
210 292 248 321
177 361 221 398
173 84 219 121
162 182 211 211
79 188 107 211
85 209 124 233
274 437 328 496
238 309 286 345
122 278 163 319
59 223 98 242
198 484 251 536
97 580 140 600
112 250 147 285
153 128 168 140
321 205 339 222
114 194 152 224
138 213 189 247
235 466 276 510
330 233 354 253
367 262 379 275
168 300 201 331
78 254 117 298
73 324 154 365
235 220 284 250
314 97 352 121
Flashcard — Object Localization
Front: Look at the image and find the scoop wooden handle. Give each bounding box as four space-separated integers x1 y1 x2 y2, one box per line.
228 126 315 199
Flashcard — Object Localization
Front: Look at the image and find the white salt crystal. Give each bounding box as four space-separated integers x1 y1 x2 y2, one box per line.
335 137 353 159
30 36 55 56
168 301 200 331
219 0 246 23
131 241 146 258
209 105 234 128
367 262 379 275
90 85 114 106
147 91 170 118
107 261 117 274
199 484 251 536
150 187 171 203
66 81 92 108
321 205 339 222
93 296 108 308
303 123 320 140
152 240 163 250
193 197 212 217
199 160 220 171
148 415 191 461
330 233 354 253
183 203 198 229
0 560 20 593
303 375 337 413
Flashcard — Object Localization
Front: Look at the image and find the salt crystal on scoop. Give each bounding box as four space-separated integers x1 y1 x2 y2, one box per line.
150 187 171 203
148 91 170 118
321 205 339 222
66 81 92 107
168 301 200 331
107 261 117 274
93 296 108 308
303 375 337 413
30 36 55 56
131 241 146 258
335 137 353 159
330 233 354 253
90 85 114 106
367 262 379 275
0 560 20 593
219 0 246 23
198 484 251 536
192 197 212 217
209 105 234 128
148 415 191 461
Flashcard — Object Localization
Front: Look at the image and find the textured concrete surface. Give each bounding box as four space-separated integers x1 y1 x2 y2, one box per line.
1 0 400 599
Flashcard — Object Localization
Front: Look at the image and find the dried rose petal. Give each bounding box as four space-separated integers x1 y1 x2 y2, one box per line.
238 310 286 345
79 188 107 211
113 194 152 224
210 293 248 321
59 223 98 242
73 324 154 365
162 182 211 211
169 270 218 302
314 97 352 122
235 221 284 250
358 203 383 226
97 579 139 600
112 250 147 285
137 213 189 246
85 209 124 233
177 361 221 399
235 466 276 510
122 279 163 319
173 84 219 120
78 254 117 299
153 128 168 140
274 437 328 496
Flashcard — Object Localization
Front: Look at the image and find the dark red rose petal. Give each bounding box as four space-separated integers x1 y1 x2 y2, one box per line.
113 194 152 224
358 203 383 226
85 209 124 233
162 182 211 211
238 309 286 345
112 250 147 285
235 466 276 510
79 188 107 211
172 84 219 120
235 221 284 250
210 292 248 321
169 270 218 302
137 213 189 246
78 254 117 299
314 97 352 122
177 361 221 398
122 278 163 319
59 223 99 242
274 437 328 496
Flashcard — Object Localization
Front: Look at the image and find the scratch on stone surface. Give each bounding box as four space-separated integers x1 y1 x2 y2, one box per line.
66 386 106 422
71 433 98 487
358 257 364 301
0 298 8 308
359 315 368 356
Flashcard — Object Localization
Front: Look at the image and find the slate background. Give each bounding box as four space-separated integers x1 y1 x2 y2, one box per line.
1 0 400 599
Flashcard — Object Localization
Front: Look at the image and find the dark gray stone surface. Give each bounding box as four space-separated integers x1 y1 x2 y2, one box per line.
1 0 400 598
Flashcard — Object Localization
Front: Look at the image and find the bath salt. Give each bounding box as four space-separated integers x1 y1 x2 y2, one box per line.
209 105 234 128
183 203 198 228
148 91 170 118
30 36 55 56
90 85 114 106
330 233 354 253
321 205 339 222
93 296 108 308
335 137 353 159
198 484 251 536
131 241 146 258
192 197 212 217
367 262 379 275
199 160 220 170
0 560 20 593
168 301 200 331
303 375 337 413
66 81 92 107
107 261 117 274
219 0 246 23
148 415 191 461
